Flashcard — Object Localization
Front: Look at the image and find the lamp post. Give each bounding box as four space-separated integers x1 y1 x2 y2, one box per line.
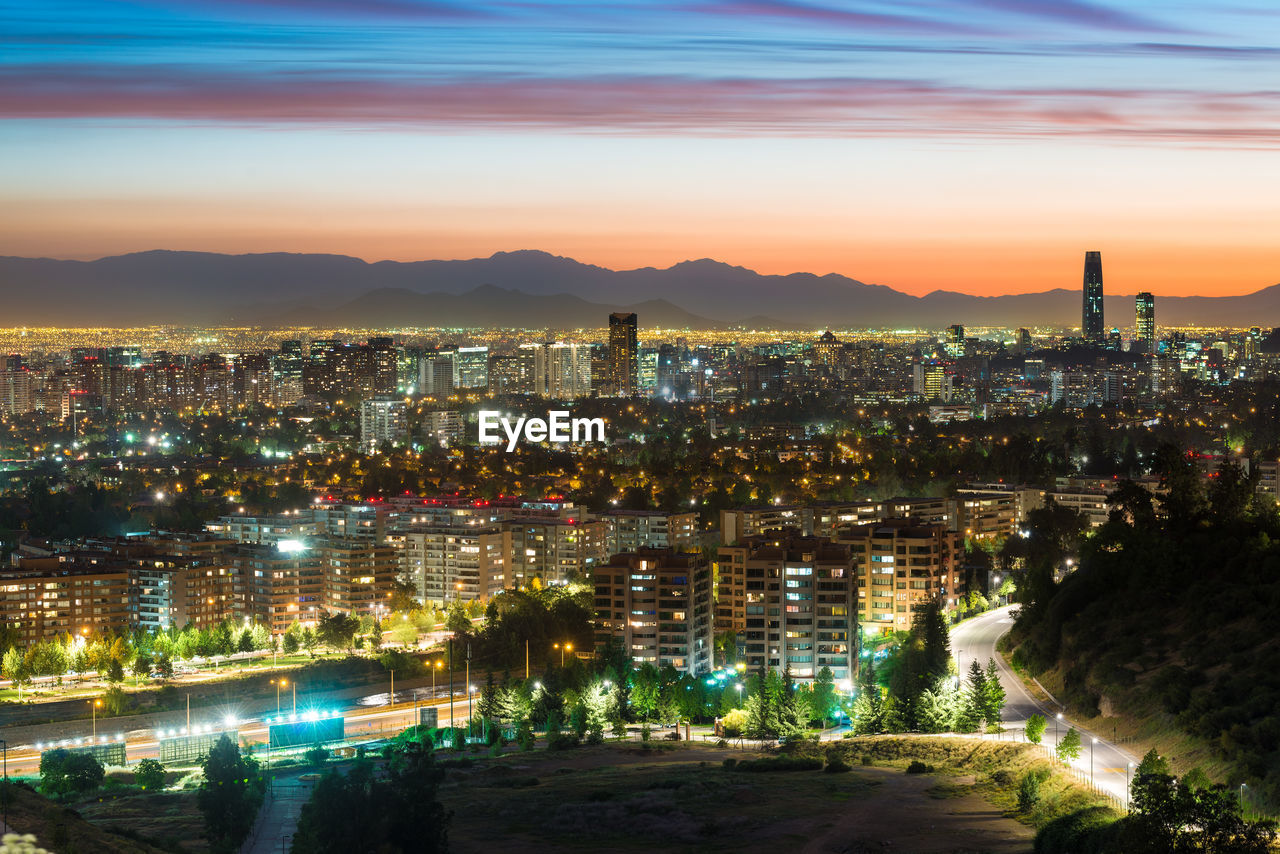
91 698 101 740
272 678 287 715
390 669 395 707
1126 762 1133 811
432 660 442 700
1054 712 1063 758
554 642 573 668
1091 737 1098 788
1240 782 1247 816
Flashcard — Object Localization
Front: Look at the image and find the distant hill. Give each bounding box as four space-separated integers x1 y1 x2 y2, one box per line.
1 249 1278 328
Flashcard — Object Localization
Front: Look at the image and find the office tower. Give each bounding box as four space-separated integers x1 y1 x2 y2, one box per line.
367 337 399 394
1082 251 1105 342
592 549 713 674
419 349 455 397
945 324 965 358
360 396 408 452
1016 328 1032 355
1135 292 1155 353
814 330 841 366
637 348 658 396
453 346 490 389
608 313 638 395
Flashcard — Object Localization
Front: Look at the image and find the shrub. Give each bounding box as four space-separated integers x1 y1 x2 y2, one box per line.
824 757 852 774
905 761 933 774
722 758 737 769
861 755 874 766
39 749 105 797
304 746 330 766
1018 771 1042 811
135 758 166 791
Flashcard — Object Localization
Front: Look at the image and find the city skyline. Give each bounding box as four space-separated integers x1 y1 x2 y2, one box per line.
3 2 1280 298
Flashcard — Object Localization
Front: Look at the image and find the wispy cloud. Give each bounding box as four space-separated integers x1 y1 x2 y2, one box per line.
4 65 1277 145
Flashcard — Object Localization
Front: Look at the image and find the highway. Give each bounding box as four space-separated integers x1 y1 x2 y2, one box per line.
953 605 1138 806
0 691 476 777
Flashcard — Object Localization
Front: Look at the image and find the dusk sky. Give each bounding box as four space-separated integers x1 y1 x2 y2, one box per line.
3 0 1279 297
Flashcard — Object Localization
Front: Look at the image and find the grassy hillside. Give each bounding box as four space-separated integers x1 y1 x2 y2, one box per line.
1005 466 1280 813
1 781 169 854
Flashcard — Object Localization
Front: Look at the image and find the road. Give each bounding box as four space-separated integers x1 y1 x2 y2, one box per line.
952 606 1138 806
0 692 478 777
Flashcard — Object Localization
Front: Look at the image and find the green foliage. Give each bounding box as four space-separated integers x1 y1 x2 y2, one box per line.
135 758 166 791
1019 770 1043 811
1025 713 1047 745
1056 728 1082 763
304 746 330 766
39 749 105 797
316 612 361 651
291 742 450 854
197 734 266 854
731 756 823 773
905 760 933 774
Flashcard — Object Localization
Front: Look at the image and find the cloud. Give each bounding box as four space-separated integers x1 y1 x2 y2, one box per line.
3 65 1278 146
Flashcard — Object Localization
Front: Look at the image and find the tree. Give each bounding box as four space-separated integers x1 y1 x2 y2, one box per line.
446 601 471 636
1025 713 1047 745
198 735 266 854
316 612 360 651
810 666 838 726
1118 763 1277 853
915 685 958 733
39 749 104 797
720 707 749 738
630 663 660 721
981 658 1006 724
106 658 125 683
1056 727 1082 763
282 623 302 654
964 660 988 725
135 758 166 791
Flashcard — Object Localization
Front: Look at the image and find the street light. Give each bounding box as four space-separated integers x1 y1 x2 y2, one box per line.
432 660 443 700
272 678 288 715
1126 762 1134 811
1054 712 1063 756
91 698 102 740
1091 737 1098 788
554 642 573 668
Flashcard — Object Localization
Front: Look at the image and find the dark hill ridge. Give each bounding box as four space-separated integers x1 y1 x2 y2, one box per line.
1 249 1278 328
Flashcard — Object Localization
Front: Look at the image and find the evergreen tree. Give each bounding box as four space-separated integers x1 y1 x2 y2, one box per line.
982 658 1006 724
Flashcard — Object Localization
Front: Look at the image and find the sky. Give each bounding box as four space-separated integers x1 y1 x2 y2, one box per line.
2 0 1279 297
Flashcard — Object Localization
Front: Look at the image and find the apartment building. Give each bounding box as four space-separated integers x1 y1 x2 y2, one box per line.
0 560 132 642
839 520 962 636
399 523 508 606
720 505 815 545
591 549 713 675
319 540 399 620
228 544 325 634
604 509 699 555
501 516 608 587
716 532 857 682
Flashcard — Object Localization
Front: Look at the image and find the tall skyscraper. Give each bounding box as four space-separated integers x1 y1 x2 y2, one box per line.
608 312 638 395
1082 251 1105 342
1135 292 1155 353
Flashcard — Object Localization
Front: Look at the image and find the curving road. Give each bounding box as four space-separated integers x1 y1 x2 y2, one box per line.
952 606 1138 806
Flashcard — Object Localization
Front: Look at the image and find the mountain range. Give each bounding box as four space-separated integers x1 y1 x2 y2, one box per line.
1 249 1278 330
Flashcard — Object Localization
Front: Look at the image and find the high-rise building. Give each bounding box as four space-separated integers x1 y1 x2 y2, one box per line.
608 313 638 395
1135 292 1155 353
453 346 490 389
838 519 961 636
540 342 592 399
1082 250 1105 342
945 325 966 358
360 396 408 452
592 549 713 674
814 331 841 367
400 523 509 605
714 533 857 681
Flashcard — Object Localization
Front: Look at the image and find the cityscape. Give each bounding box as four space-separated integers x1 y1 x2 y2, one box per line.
4 1 1280 853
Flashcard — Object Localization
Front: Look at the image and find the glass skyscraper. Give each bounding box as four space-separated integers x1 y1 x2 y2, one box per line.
1082 251 1105 342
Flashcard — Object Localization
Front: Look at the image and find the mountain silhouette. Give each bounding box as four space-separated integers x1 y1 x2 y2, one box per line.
1 249 1277 328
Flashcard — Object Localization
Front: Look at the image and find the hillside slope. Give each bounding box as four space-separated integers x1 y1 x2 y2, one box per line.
1004 469 1280 811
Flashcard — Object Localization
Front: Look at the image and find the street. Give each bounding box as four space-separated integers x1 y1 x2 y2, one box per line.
953 606 1138 806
